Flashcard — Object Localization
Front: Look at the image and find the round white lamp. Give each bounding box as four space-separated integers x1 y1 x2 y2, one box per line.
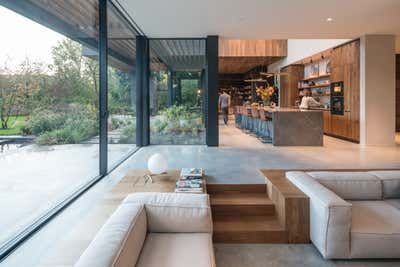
145 153 168 183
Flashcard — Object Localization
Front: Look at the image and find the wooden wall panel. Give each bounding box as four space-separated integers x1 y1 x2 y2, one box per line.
396 55 400 132
280 65 304 107
330 39 360 142
219 39 287 57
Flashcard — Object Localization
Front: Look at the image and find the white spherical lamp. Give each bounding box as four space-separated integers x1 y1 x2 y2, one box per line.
147 153 168 175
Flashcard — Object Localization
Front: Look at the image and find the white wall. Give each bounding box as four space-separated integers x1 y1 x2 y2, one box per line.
360 35 396 146
268 39 350 72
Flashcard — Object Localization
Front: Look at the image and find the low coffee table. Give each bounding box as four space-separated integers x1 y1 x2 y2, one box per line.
111 169 207 198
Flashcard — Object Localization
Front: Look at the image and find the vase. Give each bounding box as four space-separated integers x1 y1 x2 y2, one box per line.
263 99 270 106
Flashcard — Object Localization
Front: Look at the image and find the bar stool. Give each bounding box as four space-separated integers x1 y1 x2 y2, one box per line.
258 109 272 143
250 107 261 135
241 106 251 133
234 106 242 128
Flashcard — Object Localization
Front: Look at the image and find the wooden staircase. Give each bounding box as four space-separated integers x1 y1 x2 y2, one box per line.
207 171 310 244
208 184 287 243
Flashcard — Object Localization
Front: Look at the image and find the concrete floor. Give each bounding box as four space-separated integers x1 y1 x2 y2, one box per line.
1 119 400 267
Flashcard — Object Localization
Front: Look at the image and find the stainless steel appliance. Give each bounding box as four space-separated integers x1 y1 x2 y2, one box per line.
330 81 344 115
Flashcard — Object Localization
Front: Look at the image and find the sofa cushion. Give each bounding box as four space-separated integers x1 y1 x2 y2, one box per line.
350 201 400 258
307 172 382 200
75 203 147 267
136 233 215 267
286 171 352 259
369 171 400 198
123 192 212 233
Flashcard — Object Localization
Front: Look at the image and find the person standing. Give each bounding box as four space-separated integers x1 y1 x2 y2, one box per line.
299 90 321 109
219 90 231 125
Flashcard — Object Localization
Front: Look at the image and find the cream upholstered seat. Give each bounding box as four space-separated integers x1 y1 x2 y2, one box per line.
74 192 215 267
286 170 400 259
136 233 214 267
350 200 400 258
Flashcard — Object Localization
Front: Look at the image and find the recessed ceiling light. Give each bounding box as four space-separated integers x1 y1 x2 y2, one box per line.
326 17 333 22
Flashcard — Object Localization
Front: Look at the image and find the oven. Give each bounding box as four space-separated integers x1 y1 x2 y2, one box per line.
330 81 344 115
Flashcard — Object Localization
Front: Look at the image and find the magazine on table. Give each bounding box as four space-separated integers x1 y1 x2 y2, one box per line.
180 175 203 180
180 168 203 177
174 187 203 193
176 180 202 188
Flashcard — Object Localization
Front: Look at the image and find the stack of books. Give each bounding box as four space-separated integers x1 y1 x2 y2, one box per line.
175 168 204 193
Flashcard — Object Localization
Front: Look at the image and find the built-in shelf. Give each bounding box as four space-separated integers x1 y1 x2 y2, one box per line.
298 83 330 89
301 74 330 81
312 94 330 97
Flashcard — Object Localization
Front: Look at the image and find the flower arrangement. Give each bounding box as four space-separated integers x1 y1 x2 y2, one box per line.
256 86 275 105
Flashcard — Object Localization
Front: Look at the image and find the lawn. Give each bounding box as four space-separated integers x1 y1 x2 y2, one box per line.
0 116 27 136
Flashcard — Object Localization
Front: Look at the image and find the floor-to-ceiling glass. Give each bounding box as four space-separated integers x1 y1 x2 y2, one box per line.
0 0 143 256
149 39 206 145
107 1 138 169
0 2 100 248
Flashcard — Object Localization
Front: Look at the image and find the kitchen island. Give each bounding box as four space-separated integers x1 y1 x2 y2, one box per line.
236 106 323 146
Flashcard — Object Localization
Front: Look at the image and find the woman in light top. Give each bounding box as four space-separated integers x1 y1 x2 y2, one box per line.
299 90 321 109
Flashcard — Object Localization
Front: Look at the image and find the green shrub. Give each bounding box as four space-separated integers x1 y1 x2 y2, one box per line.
151 118 168 133
25 103 98 145
110 117 122 130
150 105 203 135
23 109 64 135
119 121 136 144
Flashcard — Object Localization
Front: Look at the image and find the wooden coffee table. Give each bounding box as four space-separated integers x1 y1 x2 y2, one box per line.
111 169 207 199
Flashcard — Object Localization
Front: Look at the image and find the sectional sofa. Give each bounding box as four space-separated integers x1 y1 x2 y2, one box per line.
286 170 400 259
74 192 215 267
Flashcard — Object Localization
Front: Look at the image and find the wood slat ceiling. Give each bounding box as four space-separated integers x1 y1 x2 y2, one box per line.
25 0 138 69
150 39 206 71
219 56 284 74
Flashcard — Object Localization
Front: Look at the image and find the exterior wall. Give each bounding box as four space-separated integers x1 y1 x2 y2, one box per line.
268 39 350 72
360 35 396 145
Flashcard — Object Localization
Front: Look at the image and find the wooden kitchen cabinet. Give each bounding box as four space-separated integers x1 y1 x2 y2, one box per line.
323 110 332 134
329 40 360 142
280 65 304 107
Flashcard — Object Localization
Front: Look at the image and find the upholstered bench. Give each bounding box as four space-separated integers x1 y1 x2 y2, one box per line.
75 192 215 267
286 170 400 259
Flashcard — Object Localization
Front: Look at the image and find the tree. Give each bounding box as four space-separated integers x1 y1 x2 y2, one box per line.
0 58 42 129
50 39 98 108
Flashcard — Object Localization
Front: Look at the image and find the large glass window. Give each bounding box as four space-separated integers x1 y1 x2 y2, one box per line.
149 39 206 145
107 2 138 169
0 0 141 255
0 3 100 247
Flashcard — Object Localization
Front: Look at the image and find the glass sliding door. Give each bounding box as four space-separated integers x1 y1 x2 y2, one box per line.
0 1 99 248
106 1 138 169
0 0 142 257
149 39 206 145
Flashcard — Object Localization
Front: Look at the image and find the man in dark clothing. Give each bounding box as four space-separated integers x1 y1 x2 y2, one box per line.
219 90 231 125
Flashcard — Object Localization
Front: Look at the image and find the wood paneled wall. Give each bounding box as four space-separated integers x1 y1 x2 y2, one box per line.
329 39 360 142
280 65 304 107
219 39 287 57
396 54 400 132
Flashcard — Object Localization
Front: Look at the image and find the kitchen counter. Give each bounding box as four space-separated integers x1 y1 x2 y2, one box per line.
239 106 324 146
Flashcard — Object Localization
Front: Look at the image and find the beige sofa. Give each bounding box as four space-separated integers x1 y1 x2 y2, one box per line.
286 170 400 259
74 192 215 267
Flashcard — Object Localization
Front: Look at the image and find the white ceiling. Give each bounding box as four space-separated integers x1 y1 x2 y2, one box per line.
119 0 400 39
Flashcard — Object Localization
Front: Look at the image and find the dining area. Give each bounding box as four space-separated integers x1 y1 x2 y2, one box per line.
234 105 324 146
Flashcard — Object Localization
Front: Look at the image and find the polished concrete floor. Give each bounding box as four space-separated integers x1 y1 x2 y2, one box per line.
2 119 400 267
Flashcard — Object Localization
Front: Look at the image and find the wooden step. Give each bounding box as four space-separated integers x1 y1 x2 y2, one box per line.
213 215 287 243
207 184 266 194
210 193 274 216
